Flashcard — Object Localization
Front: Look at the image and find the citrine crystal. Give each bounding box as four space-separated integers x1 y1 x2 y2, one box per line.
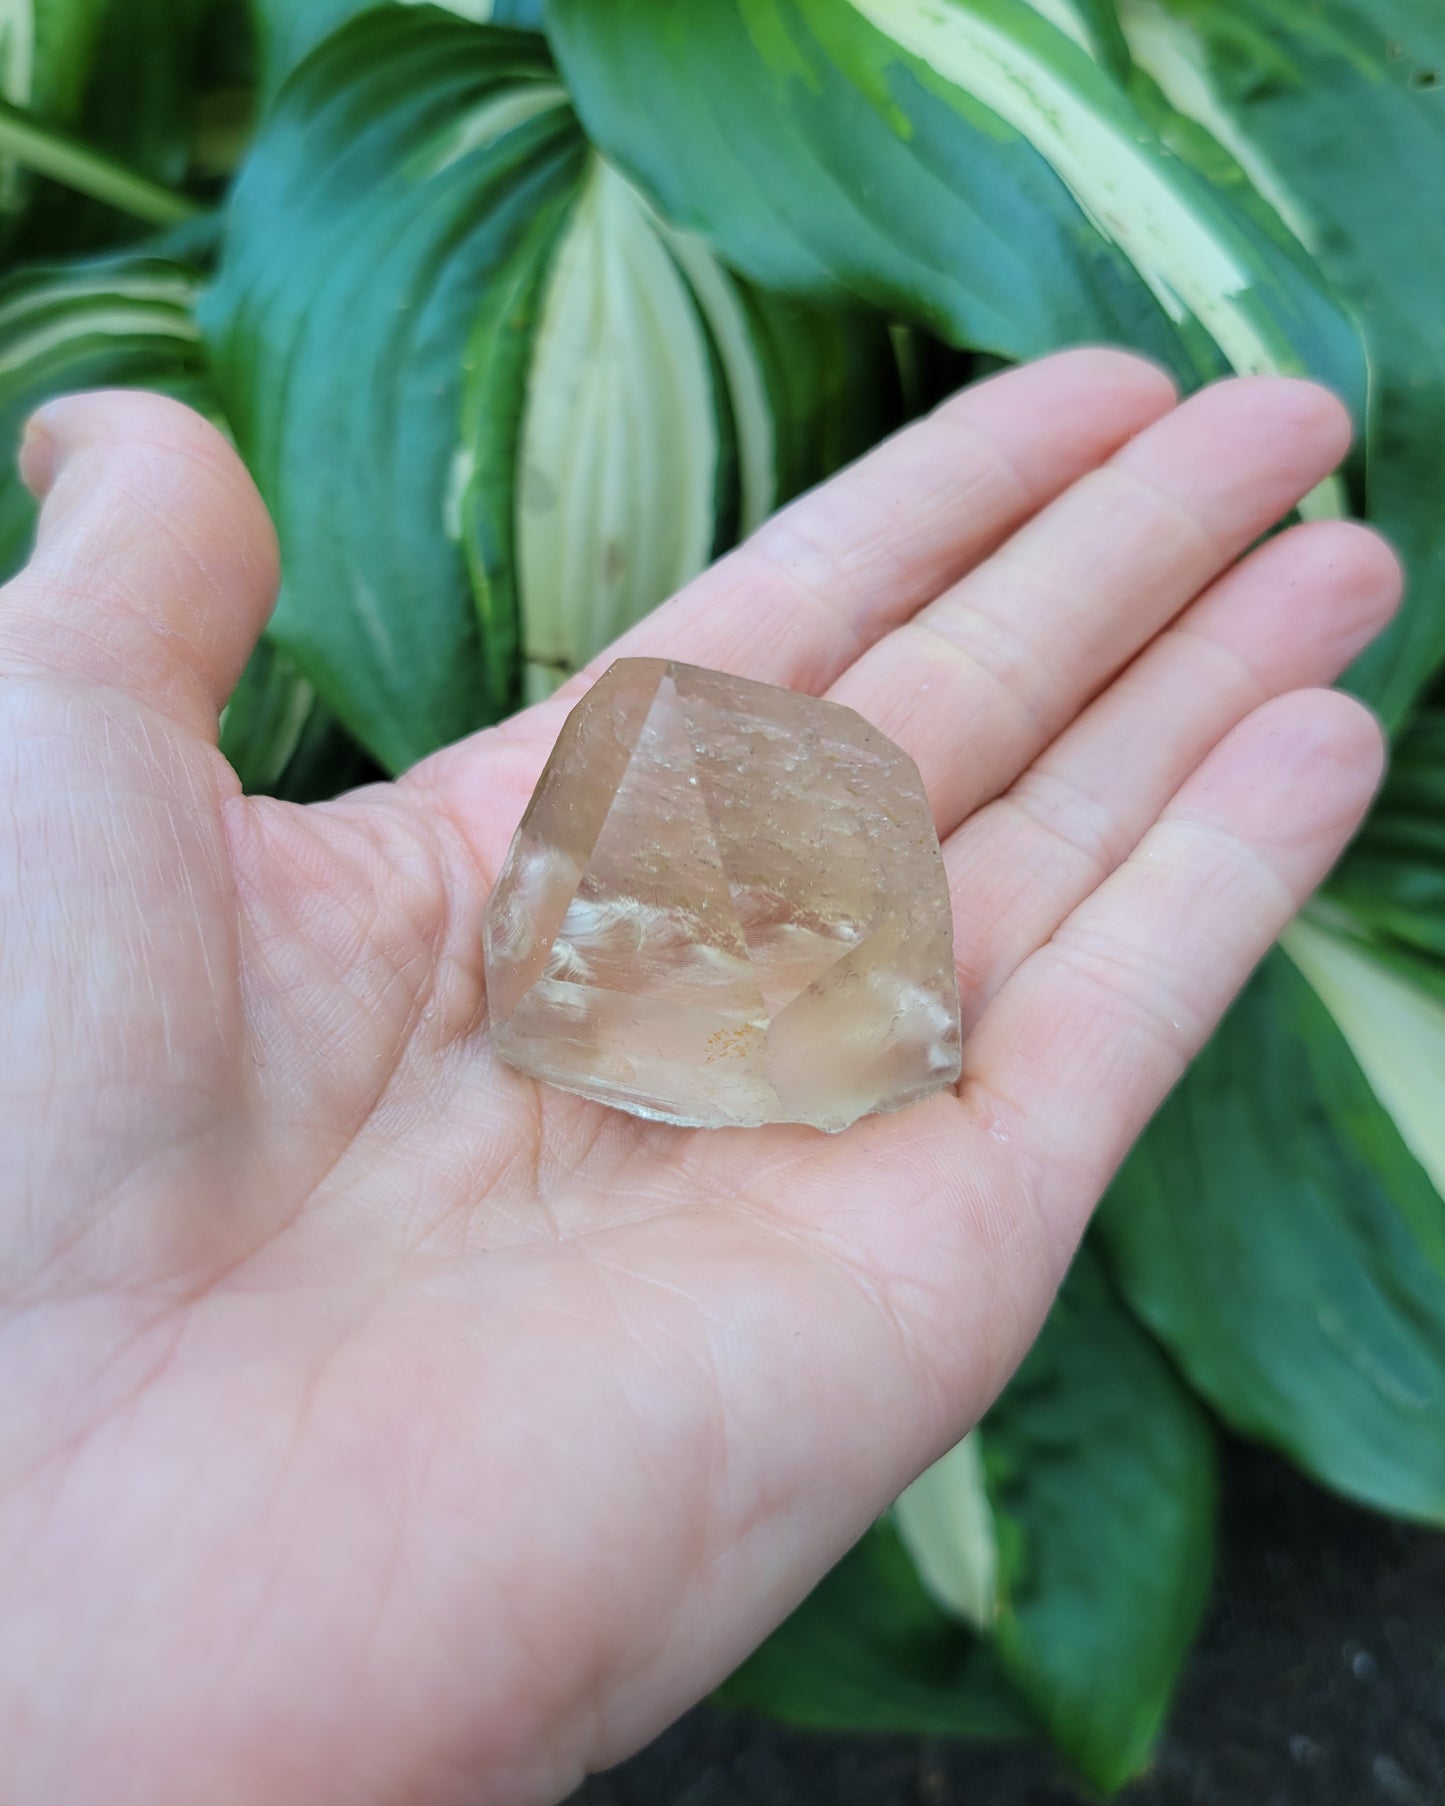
483 658 962 1131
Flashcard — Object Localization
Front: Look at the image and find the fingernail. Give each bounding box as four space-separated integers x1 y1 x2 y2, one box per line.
18 414 56 500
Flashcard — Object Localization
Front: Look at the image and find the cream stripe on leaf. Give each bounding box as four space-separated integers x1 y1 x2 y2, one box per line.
1115 0 1319 251
453 86 902 721
549 0 1363 398
1016 0 1093 52
893 1433 998 1630
0 252 211 584
1106 0 1445 730
660 225 778 538
0 1 33 111
412 81 567 180
0 304 199 377
844 0 1306 378
0 0 106 214
1284 920 1445 1208
516 158 719 699
1109 0 1345 520
0 268 199 331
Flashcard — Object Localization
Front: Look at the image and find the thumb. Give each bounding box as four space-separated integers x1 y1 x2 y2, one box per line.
3 389 278 739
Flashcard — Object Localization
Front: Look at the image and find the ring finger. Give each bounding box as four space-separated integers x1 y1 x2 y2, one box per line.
941 517 1401 1024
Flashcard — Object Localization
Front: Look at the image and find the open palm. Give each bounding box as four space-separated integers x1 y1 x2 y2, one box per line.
0 352 1398 1806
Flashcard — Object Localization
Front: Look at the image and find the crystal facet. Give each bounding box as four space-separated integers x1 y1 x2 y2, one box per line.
483 658 962 1131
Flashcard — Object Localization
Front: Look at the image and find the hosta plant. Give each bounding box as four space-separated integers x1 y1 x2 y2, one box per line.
0 0 1441 1792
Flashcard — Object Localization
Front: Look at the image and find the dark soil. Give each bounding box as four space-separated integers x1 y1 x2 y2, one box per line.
569 1439 1445 1806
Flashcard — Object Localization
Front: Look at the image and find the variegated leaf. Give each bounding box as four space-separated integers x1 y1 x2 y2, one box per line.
1115 0 1445 725
0 249 208 579
1102 948 1445 1526
893 1433 998 1631
509 159 720 700
208 10 900 762
549 0 1362 398
203 12 586 768
0 0 106 224
1284 920 1445 1202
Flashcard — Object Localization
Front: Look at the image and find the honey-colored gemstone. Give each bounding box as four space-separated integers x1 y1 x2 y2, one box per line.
482 658 962 1131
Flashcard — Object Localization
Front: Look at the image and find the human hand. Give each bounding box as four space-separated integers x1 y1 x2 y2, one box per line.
0 354 1398 1805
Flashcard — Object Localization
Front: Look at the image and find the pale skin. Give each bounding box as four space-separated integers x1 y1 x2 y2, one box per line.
0 352 1401 1806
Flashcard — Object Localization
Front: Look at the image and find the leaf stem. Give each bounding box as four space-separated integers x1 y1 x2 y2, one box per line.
0 100 203 227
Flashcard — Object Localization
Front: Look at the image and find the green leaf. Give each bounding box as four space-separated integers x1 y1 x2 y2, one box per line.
0 248 211 583
15 0 215 255
488 0 544 26
548 0 1361 397
1328 708 1445 969
16 0 107 112
1021 0 1133 75
253 0 545 105
252 0 392 102
0 99 202 233
202 10 587 770
980 1245 1217 1794
1101 947 1445 1525
708 268 905 518
717 1518 1031 1740
0 0 107 234
1116 0 1445 722
0 0 107 139
223 9 904 754
219 635 318 792
220 637 381 801
267 695 381 803
452 150 573 717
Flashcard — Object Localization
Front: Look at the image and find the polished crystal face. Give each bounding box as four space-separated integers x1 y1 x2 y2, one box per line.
483 658 962 1131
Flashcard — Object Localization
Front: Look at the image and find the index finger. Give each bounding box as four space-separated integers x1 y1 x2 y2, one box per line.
576 345 1175 695
408 348 1175 862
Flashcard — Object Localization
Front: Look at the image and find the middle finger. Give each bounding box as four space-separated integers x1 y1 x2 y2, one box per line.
826 375 1352 839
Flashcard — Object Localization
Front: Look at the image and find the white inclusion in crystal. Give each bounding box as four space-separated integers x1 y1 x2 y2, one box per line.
561 893 747 961
493 842 569 961
887 981 962 1073
510 842 553 891
682 940 753 976
530 977 590 1022
489 884 534 962
731 886 862 947
558 892 653 952
543 938 593 982
543 922 744 985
